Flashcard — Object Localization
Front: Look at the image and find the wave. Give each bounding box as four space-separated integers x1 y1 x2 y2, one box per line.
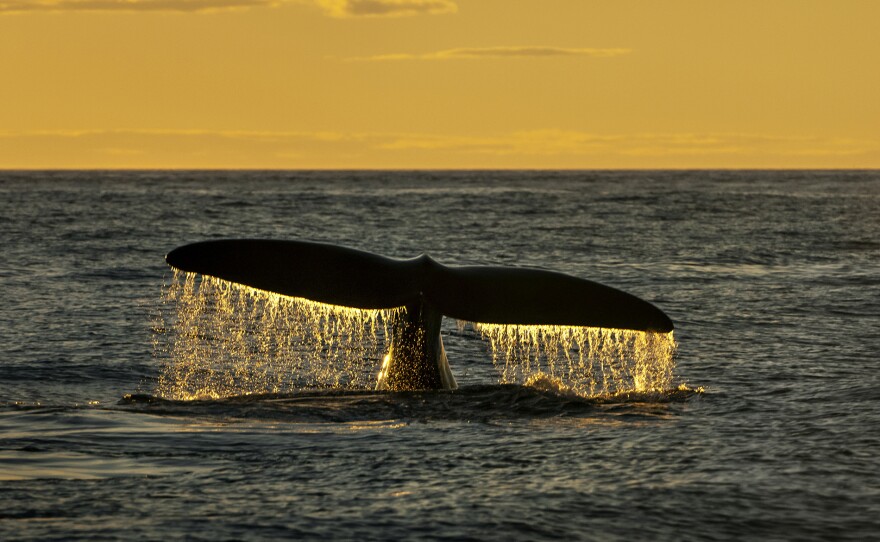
117 383 703 424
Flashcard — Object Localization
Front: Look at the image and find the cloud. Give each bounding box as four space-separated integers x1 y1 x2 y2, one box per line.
351 46 632 61
316 0 455 17
0 129 387 168
378 131 880 159
378 130 623 155
0 0 280 13
0 0 456 16
2 129 877 168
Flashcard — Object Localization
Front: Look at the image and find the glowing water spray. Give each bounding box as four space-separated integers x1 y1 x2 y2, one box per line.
154 270 401 400
468 322 675 396
154 261 677 400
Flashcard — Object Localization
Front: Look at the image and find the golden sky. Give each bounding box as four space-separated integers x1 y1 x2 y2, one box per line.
1 0 878 168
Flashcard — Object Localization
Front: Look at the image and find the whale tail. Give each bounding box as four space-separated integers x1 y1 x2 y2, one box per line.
165 239 673 391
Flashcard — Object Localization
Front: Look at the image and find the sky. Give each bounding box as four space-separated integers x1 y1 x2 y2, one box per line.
1 0 878 169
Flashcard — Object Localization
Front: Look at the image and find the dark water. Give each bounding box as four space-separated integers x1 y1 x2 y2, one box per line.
1 171 878 540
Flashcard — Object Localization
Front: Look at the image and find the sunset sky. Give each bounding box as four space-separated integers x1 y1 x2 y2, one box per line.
1 0 878 169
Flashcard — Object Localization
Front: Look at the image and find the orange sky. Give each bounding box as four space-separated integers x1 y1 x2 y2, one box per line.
1 0 878 168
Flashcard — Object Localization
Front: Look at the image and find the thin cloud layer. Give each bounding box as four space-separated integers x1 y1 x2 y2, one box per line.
317 0 456 18
2 129 876 168
0 0 279 13
0 0 456 15
379 131 880 159
352 46 633 61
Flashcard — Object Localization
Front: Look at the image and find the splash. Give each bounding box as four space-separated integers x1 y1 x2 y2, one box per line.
153 270 401 400
464 322 677 396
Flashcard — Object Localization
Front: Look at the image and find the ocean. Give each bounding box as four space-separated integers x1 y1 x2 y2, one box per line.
1 170 878 540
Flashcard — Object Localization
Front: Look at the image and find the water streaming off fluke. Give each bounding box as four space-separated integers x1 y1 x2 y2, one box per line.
154 270 400 400
153 270 677 400
467 322 676 396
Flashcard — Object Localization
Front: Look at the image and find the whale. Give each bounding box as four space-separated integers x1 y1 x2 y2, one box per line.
165 239 673 391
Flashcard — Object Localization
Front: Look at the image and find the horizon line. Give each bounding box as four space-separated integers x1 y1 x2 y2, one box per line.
1 167 878 172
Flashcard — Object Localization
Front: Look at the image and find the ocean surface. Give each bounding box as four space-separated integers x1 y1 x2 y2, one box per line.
1 170 878 540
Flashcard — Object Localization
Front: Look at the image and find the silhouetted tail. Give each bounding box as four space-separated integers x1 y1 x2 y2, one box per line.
165 239 673 333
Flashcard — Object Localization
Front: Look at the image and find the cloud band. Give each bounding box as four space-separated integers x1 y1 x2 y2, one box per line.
350 46 633 61
2 129 875 168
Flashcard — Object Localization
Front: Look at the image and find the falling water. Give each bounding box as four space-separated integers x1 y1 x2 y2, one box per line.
153 270 401 400
465 322 677 396
153 270 677 399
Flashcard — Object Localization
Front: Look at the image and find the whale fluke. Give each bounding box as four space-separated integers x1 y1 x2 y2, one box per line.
165 239 673 391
